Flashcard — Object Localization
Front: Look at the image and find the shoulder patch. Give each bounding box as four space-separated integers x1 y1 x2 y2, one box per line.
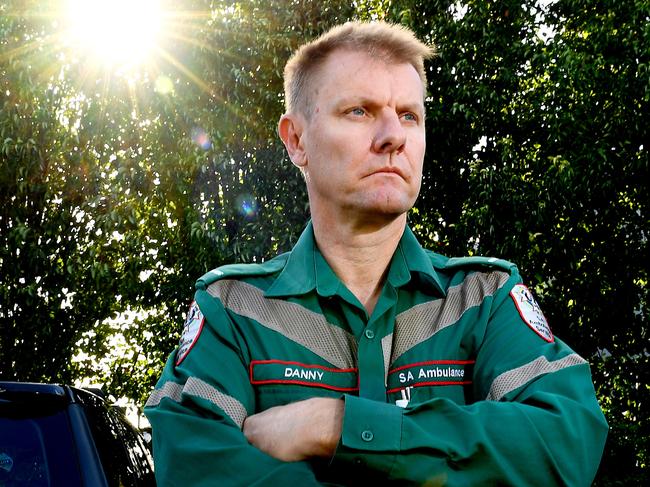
509 284 553 342
176 301 205 366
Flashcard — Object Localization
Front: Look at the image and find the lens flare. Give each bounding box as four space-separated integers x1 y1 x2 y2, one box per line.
154 75 174 94
236 194 258 218
191 128 212 150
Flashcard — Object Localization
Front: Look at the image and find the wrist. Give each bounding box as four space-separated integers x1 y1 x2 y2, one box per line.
310 397 344 457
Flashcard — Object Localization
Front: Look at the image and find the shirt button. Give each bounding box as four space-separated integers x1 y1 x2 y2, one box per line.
361 430 374 442
364 329 375 339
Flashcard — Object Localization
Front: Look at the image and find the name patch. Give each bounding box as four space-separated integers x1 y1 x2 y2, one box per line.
250 360 358 392
387 360 474 393
510 284 553 342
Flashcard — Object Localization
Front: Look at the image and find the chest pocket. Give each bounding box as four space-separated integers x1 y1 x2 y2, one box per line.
249 359 359 411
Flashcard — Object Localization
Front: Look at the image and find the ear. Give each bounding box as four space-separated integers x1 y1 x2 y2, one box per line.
278 113 307 169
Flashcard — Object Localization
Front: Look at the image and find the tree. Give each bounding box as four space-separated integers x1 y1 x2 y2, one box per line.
379 0 649 483
0 0 352 403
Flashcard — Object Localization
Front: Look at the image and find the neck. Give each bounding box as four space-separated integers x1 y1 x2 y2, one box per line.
311 213 407 315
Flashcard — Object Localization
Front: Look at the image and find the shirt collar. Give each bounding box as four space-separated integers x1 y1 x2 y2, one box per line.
264 222 318 297
265 222 445 298
396 226 446 296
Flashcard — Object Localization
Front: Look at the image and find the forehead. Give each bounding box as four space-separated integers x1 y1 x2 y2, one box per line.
310 49 424 106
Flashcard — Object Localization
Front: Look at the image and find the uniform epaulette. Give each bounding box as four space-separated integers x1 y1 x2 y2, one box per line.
443 256 518 274
196 253 289 289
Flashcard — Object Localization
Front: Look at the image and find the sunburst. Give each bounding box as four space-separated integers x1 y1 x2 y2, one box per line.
63 0 164 70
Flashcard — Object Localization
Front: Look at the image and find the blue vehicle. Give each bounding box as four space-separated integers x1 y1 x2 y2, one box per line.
0 382 155 486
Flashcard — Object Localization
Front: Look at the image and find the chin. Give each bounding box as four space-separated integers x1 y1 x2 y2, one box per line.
368 192 415 214
361 201 413 220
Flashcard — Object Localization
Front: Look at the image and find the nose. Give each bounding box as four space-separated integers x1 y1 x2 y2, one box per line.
371 109 406 154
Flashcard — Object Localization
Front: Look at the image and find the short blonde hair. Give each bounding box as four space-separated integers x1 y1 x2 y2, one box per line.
283 21 436 116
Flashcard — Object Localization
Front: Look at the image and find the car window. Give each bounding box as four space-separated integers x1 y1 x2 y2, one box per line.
106 408 155 486
0 409 83 487
77 392 154 487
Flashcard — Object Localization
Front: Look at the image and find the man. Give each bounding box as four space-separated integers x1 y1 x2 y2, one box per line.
145 21 608 486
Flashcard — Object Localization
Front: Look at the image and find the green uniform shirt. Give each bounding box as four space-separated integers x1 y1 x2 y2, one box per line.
145 223 608 486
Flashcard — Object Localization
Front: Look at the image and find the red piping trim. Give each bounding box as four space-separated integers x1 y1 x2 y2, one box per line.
249 360 359 392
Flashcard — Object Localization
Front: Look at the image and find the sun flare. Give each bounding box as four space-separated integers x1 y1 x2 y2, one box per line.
65 0 164 68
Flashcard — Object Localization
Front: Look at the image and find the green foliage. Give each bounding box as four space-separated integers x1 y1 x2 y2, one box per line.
387 0 649 483
0 0 647 483
0 0 352 400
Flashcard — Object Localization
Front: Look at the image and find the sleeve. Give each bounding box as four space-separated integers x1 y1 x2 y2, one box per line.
331 272 608 487
144 286 322 487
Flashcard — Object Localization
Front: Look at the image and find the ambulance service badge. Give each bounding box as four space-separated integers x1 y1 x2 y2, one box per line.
510 284 553 342
176 300 205 365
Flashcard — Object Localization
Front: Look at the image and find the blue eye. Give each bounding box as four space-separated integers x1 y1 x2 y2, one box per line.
402 112 417 122
350 108 365 116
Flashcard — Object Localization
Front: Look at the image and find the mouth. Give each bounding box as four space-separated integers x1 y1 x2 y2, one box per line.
369 167 406 179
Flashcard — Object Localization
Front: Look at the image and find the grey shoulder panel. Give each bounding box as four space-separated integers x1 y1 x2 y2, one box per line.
196 253 289 289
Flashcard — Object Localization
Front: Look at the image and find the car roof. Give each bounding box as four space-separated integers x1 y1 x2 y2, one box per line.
0 381 106 405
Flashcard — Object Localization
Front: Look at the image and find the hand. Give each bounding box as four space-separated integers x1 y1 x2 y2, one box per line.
243 397 344 462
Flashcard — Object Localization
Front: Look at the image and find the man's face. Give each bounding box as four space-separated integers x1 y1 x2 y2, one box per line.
294 49 426 223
